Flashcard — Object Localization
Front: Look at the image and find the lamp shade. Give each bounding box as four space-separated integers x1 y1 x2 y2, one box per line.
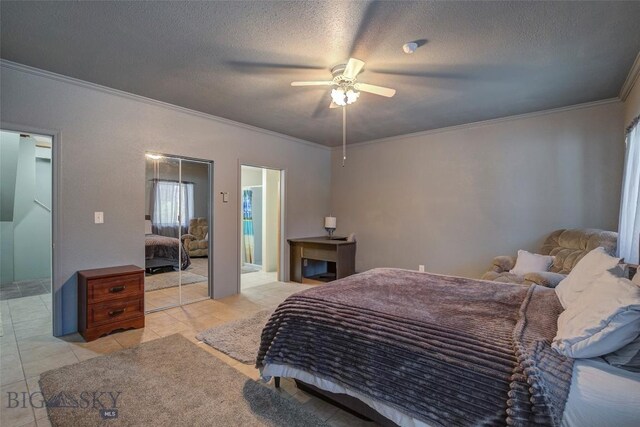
324 216 337 229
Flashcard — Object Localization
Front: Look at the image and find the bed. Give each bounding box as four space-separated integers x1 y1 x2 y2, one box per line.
256 268 640 427
145 234 191 272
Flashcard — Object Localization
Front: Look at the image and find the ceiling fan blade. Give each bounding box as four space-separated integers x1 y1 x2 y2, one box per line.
291 81 335 87
329 101 340 109
228 61 325 73
369 69 467 79
343 58 365 79
354 82 396 97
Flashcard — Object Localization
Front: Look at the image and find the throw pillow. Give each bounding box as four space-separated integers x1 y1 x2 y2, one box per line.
552 271 640 358
555 247 621 309
510 250 555 275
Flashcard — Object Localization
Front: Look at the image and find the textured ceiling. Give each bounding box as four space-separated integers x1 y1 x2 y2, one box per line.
2 1 640 146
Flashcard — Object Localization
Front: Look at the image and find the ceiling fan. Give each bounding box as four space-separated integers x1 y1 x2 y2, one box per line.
291 58 395 167
291 58 396 108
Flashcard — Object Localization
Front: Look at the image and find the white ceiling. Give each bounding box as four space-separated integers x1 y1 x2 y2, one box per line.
2 1 639 146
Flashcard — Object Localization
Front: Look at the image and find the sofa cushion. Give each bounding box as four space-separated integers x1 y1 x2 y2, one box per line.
540 229 618 275
523 271 566 288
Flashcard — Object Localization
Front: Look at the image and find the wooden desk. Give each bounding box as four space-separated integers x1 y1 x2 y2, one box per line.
288 237 356 283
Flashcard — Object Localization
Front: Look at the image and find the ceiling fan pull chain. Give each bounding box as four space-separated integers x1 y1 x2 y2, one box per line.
342 106 347 167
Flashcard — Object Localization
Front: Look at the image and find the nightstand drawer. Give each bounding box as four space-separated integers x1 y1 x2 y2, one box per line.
88 273 143 303
88 298 144 327
302 246 337 262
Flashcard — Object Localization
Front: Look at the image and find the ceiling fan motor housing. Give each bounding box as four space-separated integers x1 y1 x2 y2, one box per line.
331 64 357 86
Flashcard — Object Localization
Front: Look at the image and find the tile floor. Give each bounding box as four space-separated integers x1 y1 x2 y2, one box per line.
0 281 377 427
241 270 278 290
0 279 51 301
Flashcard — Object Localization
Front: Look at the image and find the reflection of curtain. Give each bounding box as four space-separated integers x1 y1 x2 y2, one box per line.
619 116 640 263
242 189 255 264
150 180 194 238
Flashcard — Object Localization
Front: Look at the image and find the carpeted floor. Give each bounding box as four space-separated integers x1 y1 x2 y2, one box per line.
39 334 329 427
144 271 208 291
196 310 272 364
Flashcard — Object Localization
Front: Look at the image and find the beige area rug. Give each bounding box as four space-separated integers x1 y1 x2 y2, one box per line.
196 310 272 364
144 270 207 291
39 334 329 427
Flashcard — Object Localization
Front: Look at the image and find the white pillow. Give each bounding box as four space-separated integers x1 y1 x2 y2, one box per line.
510 250 554 275
555 247 620 309
144 220 153 235
552 271 640 358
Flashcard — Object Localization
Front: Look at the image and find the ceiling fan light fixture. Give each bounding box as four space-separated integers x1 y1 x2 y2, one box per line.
331 88 347 106
346 89 360 104
331 87 360 106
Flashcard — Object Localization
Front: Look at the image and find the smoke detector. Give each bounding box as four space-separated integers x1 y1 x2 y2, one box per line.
402 42 418 54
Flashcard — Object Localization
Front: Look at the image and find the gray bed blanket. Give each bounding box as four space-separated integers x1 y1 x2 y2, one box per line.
257 268 573 427
145 234 191 270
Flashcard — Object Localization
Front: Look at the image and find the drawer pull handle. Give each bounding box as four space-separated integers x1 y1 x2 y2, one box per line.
109 286 126 293
108 308 126 317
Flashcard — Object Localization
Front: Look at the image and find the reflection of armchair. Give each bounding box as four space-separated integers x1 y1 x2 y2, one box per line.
182 217 208 257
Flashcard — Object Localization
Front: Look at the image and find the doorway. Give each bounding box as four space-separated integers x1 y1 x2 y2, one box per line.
144 153 212 312
240 165 282 291
0 129 53 313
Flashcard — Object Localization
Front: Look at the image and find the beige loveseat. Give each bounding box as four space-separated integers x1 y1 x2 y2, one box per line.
182 217 209 257
481 228 618 287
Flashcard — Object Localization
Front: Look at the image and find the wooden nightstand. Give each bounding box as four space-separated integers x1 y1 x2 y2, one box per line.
77 265 145 342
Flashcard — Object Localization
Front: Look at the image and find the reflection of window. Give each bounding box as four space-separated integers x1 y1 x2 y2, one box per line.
152 180 194 227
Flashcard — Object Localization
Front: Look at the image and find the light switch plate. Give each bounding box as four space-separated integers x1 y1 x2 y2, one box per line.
94 212 104 224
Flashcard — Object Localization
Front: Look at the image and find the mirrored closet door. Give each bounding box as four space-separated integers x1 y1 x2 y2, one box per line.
144 153 211 312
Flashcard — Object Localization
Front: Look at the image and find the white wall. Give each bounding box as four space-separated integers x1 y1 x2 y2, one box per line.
12 136 52 281
262 168 280 273
0 63 331 336
331 101 625 278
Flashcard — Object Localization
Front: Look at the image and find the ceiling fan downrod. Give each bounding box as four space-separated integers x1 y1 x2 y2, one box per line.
342 106 346 167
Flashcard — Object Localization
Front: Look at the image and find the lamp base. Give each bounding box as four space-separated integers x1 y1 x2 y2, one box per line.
325 227 336 239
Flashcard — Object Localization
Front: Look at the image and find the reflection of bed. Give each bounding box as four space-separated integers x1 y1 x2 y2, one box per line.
257 268 640 427
145 234 190 272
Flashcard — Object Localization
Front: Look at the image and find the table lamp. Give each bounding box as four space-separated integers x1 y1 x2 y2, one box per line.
324 216 336 239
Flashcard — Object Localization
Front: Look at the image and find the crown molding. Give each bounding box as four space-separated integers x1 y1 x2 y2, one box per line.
0 59 330 152
620 52 640 101
332 97 621 151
